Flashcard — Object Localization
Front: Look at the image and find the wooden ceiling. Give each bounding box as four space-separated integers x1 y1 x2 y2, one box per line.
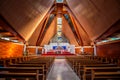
0 15 24 43
0 0 120 46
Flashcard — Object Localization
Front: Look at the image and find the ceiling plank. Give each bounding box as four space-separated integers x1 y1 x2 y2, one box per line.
64 4 91 40
36 5 56 46
63 14 81 45
38 15 55 46
69 14 83 46
0 15 25 43
96 19 120 42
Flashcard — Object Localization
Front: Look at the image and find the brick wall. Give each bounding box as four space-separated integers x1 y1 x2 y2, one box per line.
0 41 24 58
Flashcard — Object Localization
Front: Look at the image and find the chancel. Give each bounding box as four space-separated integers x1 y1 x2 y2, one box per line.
0 0 120 80
44 43 75 55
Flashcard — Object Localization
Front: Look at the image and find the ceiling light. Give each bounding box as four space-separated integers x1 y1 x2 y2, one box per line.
1 37 10 41
11 40 18 43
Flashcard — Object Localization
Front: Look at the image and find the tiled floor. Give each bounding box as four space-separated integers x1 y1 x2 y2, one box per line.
47 58 80 80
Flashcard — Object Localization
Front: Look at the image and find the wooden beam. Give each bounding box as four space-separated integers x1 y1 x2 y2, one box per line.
36 16 50 46
0 15 25 43
51 11 68 14
36 5 56 46
69 14 83 46
63 15 81 45
38 15 55 46
96 19 120 42
64 5 91 41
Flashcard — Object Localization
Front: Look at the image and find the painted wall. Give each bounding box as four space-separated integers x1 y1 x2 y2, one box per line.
96 41 120 57
0 41 24 58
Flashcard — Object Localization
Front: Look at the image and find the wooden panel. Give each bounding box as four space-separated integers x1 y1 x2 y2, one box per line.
0 0 54 41
75 48 81 54
0 41 23 58
27 47 36 55
40 18 56 46
84 47 94 55
74 17 91 46
62 17 79 46
96 41 120 57
38 48 43 54
66 0 120 40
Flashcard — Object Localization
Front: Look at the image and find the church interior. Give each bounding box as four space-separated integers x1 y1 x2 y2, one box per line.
0 0 120 80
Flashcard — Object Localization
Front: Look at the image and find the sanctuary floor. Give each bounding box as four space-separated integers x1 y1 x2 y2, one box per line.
47 57 80 80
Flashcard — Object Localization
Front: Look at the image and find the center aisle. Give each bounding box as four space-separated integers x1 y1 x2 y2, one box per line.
47 57 80 80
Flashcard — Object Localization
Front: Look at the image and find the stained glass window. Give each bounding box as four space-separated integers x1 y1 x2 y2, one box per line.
57 18 62 24
57 17 62 42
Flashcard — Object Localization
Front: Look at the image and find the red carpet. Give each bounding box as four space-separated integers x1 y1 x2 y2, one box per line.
42 52 75 56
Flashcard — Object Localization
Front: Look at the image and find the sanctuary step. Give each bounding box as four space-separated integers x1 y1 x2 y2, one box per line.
42 52 75 56
42 54 75 56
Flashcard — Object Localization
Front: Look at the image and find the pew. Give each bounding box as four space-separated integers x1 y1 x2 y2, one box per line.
0 56 55 80
0 56 32 67
84 56 120 65
83 67 120 80
66 56 119 80
16 57 54 72
9 63 48 77
0 58 11 67
0 67 45 80
77 63 117 79
8 56 55 79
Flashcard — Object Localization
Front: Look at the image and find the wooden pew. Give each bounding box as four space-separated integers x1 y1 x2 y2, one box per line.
71 59 107 73
0 58 10 67
0 67 45 80
83 67 120 80
78 63 117 79
84 56 120 65
8 57 55 78
0 56 32 67
66 56 118 80
9 63 47 76
17 58 54 72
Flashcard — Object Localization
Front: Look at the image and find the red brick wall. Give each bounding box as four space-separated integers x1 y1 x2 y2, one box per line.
96 41 120 57
0 41 24 58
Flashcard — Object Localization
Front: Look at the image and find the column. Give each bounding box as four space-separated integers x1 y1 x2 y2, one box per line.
94 44 97 56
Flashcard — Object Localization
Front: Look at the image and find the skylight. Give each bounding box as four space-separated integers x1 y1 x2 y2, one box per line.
56 0 64 3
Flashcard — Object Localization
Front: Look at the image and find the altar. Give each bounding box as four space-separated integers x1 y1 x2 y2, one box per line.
43 43 75 54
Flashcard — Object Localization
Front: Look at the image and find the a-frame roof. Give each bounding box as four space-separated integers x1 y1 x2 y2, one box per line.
0 0 120 46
